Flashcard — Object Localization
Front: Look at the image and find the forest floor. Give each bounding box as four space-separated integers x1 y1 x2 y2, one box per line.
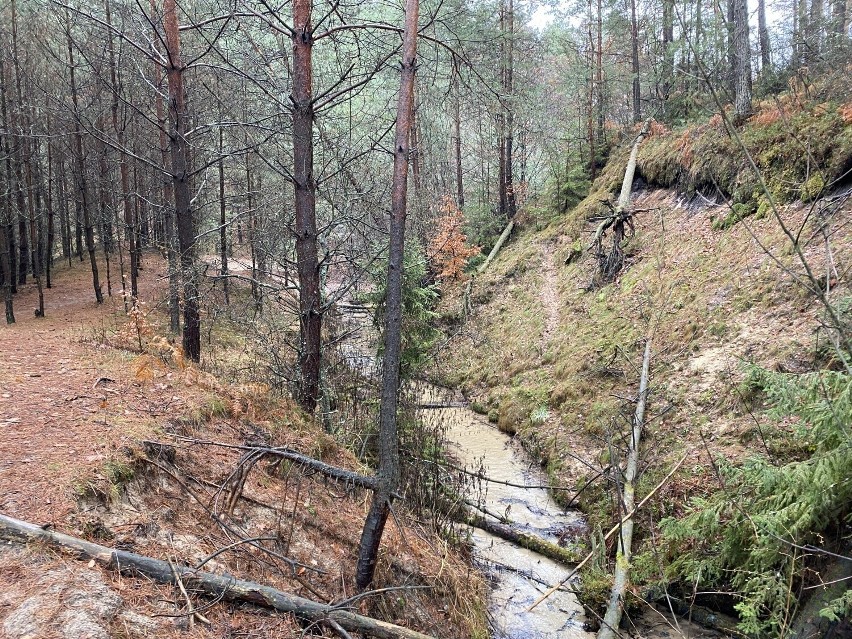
0 253 483 639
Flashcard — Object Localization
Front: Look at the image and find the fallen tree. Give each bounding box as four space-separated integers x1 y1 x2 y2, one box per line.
591 119 650 283
597 338 652 639
477 220 515 275
461 511 582 565
0 513 435 639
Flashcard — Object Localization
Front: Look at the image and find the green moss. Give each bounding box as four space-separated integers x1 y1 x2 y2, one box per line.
801 173 826 202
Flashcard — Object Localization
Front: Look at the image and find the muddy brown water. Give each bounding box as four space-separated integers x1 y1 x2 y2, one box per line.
338 305 719 639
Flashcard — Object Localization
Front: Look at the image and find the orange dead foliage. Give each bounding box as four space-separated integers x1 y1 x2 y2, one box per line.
648 120 669 137
429 195 481 282
839 101 852 124
751 105 782 126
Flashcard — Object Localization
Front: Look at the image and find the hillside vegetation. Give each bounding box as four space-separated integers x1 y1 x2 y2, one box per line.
435 89 852 636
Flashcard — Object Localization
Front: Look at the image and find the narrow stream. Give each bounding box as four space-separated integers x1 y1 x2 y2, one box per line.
417 385 593 639
337 303 718 639
337 303 593 637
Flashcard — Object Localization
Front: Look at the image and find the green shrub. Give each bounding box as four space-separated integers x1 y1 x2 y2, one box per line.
661 365 852 637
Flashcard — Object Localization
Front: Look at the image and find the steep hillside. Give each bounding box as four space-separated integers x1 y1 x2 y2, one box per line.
436 102 852 635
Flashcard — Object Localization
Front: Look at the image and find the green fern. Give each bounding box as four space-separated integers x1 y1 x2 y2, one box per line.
661 366 852 637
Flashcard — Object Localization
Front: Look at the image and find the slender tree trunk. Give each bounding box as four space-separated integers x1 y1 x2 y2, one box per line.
505 0 517 219
0 90 14 323
292 0 322 413
45 129 54 289
152 0 181 333
163 0 200 362
452 72 464 210
661 0 674 104
587 11 596 178
25 160 44 316
595 0 604 150
98 136 113 298
246 152 261 309
66 10 102 303
1 59 18 296
830 0 847 49
727 0 736 94
106 0 137 300
9 0 28 288
630 0 641 122
218 128 229 305
58 157 71 264
733 0 753 118
758 0 771 73
0 221 13 323
355 0 419 590
808 0 825 61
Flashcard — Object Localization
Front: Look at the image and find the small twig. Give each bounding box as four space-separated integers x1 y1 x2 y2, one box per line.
169 559 210 626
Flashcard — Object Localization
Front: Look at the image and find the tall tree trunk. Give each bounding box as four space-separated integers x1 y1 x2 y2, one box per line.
733 0 753 119
0 222 13 323
58 157 71 264
106 0 137 300
45 125 54 289
727 0 736 94
505 0 517 219
452 72 464 210
97 132 113 298
807 0 824 62
25 158 44 316
661 0 674 104
292 0 321 413
163 0 200 362
587 10 596 179
630 0 641 122
758 0 772 72
497 3 508 217
218 128 229 305
153 0 181 333
0 80 15 323
830 0 847 49
66 9 103 303
595 0 604 152
246 152 261 310
355 0 419 590
9 0 28 288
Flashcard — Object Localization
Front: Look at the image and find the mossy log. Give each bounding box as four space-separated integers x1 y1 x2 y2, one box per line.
460 511 582 565
0 513 435 639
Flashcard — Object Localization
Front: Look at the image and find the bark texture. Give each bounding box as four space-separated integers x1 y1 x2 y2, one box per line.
163 0 200 361
292 0 322 414
355 0 419 590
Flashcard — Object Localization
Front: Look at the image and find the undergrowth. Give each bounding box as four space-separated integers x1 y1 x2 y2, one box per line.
660 364 852 637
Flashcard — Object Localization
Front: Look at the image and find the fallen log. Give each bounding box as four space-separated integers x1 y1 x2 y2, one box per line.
598 339 652 639
0 513 435 639
158 437 379 491
460 512 582 566
477 220 514 274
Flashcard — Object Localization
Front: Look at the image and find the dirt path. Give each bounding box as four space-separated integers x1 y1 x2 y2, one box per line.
0 254 190 524
539 241 561 352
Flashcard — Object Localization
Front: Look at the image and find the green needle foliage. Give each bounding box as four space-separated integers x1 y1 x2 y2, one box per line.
661 365 852 637
371 243 440 378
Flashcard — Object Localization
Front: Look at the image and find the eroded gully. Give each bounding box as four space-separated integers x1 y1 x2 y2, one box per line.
338 303 716 639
